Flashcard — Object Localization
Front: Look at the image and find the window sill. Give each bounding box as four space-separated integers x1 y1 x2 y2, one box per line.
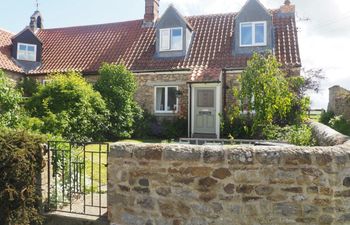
159 49 184 52
155 111 178 114
239 44 267 48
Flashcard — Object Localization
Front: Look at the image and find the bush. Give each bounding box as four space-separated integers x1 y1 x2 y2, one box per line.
0 70 25 128
133 111 187 139
262 124 315 146
16 77 41 97
26 72 109 142
221 115 256 139
329 115 350 136
95 64 142 140
0 129 46 225
319 111 335 125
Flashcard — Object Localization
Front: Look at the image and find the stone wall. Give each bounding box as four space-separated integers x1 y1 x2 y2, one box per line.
310 122 349 146
328 85 350 120
108 137 350 225
134 72 190 119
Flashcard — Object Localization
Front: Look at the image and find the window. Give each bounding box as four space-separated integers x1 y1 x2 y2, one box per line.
160 27 183 51
17 43 37 61
240 22 267 47
155 86 178 113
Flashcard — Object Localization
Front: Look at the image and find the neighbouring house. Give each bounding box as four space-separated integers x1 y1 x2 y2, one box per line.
328 85 350 120
0 0 300 139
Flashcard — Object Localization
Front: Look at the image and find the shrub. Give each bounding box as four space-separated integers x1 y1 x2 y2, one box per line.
94 64 142 140
0 70 25 128
221 115 256 139
319 111 335 125
329 115 350 136
133 111 187 139
26 72 109 142
262 124 315 146
0 129 46 225
16 77 41 97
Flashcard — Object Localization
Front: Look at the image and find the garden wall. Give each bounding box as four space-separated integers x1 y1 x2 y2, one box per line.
108 130 350 225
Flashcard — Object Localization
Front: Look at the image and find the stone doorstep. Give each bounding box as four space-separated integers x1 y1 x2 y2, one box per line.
44 212 109 225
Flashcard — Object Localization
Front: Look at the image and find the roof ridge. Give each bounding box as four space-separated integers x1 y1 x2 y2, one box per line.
40 19 143 31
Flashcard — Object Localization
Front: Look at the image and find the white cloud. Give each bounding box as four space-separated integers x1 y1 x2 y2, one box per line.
160 0 349 109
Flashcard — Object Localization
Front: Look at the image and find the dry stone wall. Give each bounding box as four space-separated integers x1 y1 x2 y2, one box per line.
108 137 350 225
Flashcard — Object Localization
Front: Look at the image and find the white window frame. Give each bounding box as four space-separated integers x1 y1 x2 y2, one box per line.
159 27 183 51
239 21 267 47
17 42 37 61
154 86 179 114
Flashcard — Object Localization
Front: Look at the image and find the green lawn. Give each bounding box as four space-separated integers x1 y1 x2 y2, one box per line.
82 139 172 192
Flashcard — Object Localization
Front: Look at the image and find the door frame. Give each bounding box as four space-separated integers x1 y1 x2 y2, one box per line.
190 83 221 139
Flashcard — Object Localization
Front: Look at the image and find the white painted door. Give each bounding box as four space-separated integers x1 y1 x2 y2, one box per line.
194 87 216 134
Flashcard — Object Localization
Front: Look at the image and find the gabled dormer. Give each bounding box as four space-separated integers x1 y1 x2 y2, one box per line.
11 11 43 72
155 5 193 58
233 0 273 55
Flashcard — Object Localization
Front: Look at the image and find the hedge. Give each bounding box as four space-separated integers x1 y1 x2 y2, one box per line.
0 129 45 225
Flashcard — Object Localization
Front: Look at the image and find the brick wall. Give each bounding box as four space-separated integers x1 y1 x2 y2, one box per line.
108 123 350 225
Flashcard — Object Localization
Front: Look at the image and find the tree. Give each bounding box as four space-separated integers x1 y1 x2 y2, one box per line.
231 53 302 133
0 70 24 128
94 63 142 139
26 72 109 142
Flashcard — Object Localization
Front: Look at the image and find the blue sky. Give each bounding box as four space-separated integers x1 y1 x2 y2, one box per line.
2 0 350 109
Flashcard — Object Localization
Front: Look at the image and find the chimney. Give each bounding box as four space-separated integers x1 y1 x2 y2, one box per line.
280 0 295 14
143 0 159 27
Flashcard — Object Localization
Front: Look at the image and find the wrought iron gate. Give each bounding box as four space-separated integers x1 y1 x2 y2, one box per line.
47 141 109 216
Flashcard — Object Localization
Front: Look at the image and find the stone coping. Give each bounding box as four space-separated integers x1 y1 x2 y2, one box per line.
110 142 350 166
109 122 350 162
309 121 350 146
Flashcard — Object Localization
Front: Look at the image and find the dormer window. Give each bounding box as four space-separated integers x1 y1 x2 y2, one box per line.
160 27 183 51
240 21 267 47
17 43 37 61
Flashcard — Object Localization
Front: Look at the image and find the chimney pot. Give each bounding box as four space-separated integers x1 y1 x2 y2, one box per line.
280 0 295 14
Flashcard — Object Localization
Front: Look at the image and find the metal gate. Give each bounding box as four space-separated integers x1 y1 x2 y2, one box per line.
47 141 109 216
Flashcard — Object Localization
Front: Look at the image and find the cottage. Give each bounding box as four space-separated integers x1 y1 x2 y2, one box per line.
0 0 300 139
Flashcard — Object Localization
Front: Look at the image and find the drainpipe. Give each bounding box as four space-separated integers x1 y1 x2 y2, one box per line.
222 69 227 119
188 83 192 138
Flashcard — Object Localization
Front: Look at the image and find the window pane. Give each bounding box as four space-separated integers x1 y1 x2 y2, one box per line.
156 87 165 111
167 87 177 111
17 52 26 60
255 23 265 44
27 52 36 61
197 90 214 107
241 24 252 45
160 29 170 50
171 28 182 50
27 46 35 52
19 45 26 51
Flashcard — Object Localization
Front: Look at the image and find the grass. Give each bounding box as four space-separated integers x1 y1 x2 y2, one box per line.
82 139 172 192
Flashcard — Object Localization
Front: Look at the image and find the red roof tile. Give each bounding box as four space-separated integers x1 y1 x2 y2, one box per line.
0 29 23 73
0 9 301 82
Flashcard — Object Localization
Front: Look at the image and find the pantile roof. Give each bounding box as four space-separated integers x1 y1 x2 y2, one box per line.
0 9 300 82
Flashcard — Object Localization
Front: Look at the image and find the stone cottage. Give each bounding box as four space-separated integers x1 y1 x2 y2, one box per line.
0 0 300 138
